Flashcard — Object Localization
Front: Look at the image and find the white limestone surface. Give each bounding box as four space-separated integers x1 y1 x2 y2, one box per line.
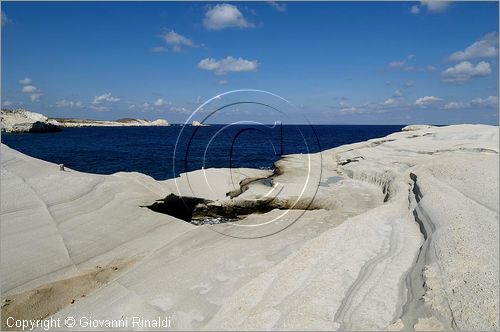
1 109 60 133
0 124 498 331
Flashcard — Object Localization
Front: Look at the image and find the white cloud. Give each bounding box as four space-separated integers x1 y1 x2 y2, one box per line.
443 101 465 110
471 96 499 108
338 99 400 114
388 55 436 72
129 103 150 112
218 79 228 85
162 30 197 52
411 1 450 14
383 98 399 106
336 95 457 115
21 85 38 93
388 54 414 69
19 79 42 102
415 96 442 105
338 101 359 114
170 106 190 113
393 89 403 97
19 78 32 85
268 1 287 12
30 93 42 102
153 98 171 107
198 56 258 75
387 54 417 71
335 94 496 114
421 0 450 13
90 105 111 112
2 100 14 107
339 106 359 114
448 32 498 61
1 11 10 27
129 98 171 112
442 96 498 110
93 92 120 104
203 4 255 30
150 46 167 53
55 100 83 108
164 30 194 46
441 61 491 83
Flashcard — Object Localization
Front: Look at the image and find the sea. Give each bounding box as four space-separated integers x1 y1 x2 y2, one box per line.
2 125 403 180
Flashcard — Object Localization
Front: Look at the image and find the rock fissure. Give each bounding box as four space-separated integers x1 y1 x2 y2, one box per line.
397 172 451 331
144 192 320 224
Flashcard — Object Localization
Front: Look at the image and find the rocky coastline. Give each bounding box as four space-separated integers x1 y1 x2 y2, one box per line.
1 109 169 133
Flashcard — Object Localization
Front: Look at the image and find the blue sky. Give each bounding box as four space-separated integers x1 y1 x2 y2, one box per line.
1 1 498 124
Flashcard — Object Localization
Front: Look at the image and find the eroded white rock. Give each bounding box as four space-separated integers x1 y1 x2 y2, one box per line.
0 124 498 330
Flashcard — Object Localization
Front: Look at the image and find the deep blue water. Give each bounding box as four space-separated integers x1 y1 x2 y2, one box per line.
2 125 403 180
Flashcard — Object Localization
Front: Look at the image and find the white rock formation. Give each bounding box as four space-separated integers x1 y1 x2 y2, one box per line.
192 120 209 127
1 109 169 132
52 117 170 127
0 124 498 331
1 109 61 133
150 119 169 126
401 124 435 131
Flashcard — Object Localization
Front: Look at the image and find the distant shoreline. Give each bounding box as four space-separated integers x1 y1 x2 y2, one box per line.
1 108 170 133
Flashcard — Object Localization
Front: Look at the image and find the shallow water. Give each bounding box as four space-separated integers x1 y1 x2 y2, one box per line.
319 175 344 187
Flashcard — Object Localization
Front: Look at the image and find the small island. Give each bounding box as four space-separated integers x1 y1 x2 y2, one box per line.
191 120 209 127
